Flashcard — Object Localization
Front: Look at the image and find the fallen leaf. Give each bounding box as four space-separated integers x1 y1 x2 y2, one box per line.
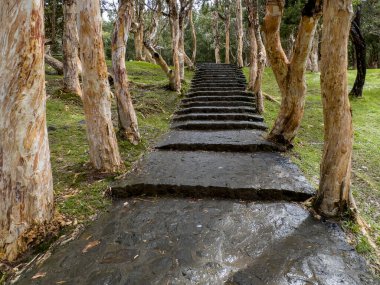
32 272 46 279
82 240 100 253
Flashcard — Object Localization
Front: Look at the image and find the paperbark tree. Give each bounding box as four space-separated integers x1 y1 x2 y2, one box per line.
218 0 230 64
349 5 366 97
236 0 244 67
0 0 53 261
166 0 181 92
134 0 145 61
189 9 197 64
213 0 221 63
306 26 319 72
63 0 82 96
45 53 64 75
112 0 141 144
263 0 322 147
245 0 265 114
314 0 354 217
78 0 122 171
144 41 177 89
178 0 193 80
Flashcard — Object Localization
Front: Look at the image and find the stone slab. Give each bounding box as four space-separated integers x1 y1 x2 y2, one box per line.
176 106 258 115
182 96 254 103
190 87 246 92
15 199 377 285
171 120 267 130
156 130 285 152
173 113 264 122
186 91 254 98
111 150 315 200
181 101 254 108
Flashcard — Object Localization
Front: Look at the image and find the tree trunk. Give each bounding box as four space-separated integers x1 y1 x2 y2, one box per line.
45 53 64 75
245 0 258 93
349 5 366 98
112 0 140 145
134 1 145 61
78 0 122 171
167 0 181 92
306 26 319 72
178 19 185 80
189 9 197 64
0 0 53 261
236 0 244 67
144 42 177 90
314 0 353 217
225 9 231 64
263 0 322 147
213 0 221 64
63 0 82 96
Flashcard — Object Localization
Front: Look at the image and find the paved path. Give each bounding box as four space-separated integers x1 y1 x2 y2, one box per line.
15 64 377 284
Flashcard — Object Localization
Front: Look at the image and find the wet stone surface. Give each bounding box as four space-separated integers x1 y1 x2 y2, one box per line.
16 198 377 285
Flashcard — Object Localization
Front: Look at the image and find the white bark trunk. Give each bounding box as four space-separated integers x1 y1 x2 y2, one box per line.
78 0 122 171
63 0 82 96
112 0 141 145
236 0 244 67
0 0 53 261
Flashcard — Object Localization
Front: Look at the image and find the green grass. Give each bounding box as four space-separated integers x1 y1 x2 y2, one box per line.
244 67 380 268
47 61 193 223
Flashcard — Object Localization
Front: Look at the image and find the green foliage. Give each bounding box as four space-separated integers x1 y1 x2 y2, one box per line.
356 236 373 254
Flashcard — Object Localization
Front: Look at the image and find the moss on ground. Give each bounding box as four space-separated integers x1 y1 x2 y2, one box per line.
244 67 380 271
46 61 193 223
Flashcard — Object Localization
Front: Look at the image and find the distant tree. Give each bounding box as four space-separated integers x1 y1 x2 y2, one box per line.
112 0 141 144
62 0 82 96
236 0 244 67
77 0 122 171
212 0 222 63
218 0 231 64
349 3 366 97
263 0 322 147
314 0 354 217
0 0 54 261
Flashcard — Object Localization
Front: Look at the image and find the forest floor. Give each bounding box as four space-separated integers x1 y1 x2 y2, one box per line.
1 63 379 283
249 67 380 269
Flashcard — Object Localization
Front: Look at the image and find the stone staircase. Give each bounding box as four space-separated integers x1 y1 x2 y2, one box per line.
111 63 314 201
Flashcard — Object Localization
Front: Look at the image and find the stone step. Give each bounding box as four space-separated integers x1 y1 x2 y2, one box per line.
191 83 246 88
181 101 254 108
156 130 285 152
195 71 242 76
176 106 257 115
190 87 246 92
171 120 267 131
173 113 264 122
182 95 254 103
186 91 254 98
192 78 246 84
111 150 314 201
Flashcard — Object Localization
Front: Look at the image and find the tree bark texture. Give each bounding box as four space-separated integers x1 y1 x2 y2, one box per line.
144 42 176 90
213 0 221 64
189 9 197 64
167 0 181 92
78 0 122 171
63 0 82 96
112 0 141 145
224 6 231 64
306 26 320 72
349 5 366 98
0 0 54 261
236 0 244 67
134 1 145 61
314 0 353 217
263 0 322 147
45 53 64 75
245 0 258 92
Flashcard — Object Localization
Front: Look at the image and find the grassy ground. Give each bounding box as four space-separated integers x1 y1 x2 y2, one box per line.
244 67 380 270
46 61 192 224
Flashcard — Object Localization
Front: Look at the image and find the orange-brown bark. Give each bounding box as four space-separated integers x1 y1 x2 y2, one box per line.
78 0 122 171
0 0 53 261
314 0 353 217
263 0 322 146
112 0 141 144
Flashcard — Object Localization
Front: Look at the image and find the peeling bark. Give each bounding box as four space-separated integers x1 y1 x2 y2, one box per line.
236 0 244 67
78 0 122 171
314 0 353 217
144 42 176 90
189 9 197 64
0 0 53 261
263 0 322 147
167 0 181 92
112 0 141 145
63 0 82 96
